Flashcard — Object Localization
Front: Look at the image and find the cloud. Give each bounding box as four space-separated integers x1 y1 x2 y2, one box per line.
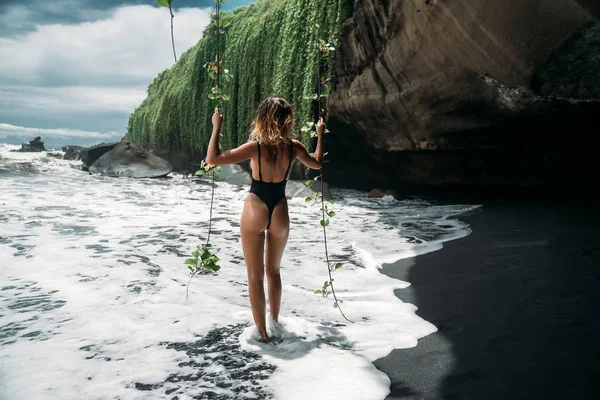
0 4 212 135
0 85 146 114
0 1 246 37
0 123 121 140
0 5 211 87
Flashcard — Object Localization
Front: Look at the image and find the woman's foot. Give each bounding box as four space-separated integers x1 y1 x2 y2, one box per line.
258 330 270 343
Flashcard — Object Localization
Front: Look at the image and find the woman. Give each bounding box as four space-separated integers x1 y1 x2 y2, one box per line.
206 96 325 342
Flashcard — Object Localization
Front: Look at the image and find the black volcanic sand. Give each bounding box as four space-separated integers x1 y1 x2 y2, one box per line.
374 199 600 400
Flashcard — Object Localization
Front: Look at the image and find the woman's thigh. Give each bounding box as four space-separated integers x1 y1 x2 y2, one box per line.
265 198 289 274
240 194 270 277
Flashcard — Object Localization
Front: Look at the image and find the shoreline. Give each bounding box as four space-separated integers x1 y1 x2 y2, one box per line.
374 199 599 399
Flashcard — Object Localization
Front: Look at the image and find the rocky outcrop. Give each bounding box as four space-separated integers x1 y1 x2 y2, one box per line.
89 140 173 178
62 145 85 161
80 142 118 171
368 189 400 199
12 136 46 153
327 0 599 190
532 22 600 99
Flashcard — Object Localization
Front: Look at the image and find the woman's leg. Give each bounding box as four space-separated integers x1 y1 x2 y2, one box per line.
265 198 289 323
240 194 270 341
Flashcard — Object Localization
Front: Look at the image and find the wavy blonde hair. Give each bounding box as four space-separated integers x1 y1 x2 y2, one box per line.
248 96 294 147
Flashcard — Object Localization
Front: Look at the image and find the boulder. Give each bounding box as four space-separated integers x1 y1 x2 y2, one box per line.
384 189 401 199
12 136 46 152
287 180 331 199
217 164 252 186
368 189 386 199
80 142 118 171
89 140 173 178
62 145 85 161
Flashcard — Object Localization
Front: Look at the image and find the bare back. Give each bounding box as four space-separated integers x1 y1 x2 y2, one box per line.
249 142 295 183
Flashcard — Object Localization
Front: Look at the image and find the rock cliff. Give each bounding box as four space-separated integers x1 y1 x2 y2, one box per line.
326 0 599 190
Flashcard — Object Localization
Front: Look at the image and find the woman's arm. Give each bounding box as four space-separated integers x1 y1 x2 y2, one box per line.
206 108 256 166
294 117 325 170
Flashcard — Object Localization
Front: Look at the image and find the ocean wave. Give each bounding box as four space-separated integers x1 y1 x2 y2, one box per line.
0 145 479 399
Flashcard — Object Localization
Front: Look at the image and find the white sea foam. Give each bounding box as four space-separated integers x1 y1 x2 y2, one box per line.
0 144 480 399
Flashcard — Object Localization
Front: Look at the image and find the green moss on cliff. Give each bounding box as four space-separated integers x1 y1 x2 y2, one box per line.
126 0 348 153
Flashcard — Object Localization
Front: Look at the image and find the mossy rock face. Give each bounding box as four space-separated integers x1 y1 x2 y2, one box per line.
126 0 348 157
532 21 600 100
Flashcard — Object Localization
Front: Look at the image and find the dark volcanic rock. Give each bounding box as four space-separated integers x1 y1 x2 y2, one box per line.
532 22 600 99
13 136 46 153
330 0 595 150
61 145 85 161
326 0 599 191
80 142 118 171
89 140 173 178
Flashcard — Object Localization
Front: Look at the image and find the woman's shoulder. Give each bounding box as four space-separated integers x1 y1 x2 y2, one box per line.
291 139 306 149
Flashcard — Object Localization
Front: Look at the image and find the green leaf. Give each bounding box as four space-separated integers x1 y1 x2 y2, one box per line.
204 262 221 272
305 179 314 187
305 197 313 203
327 211 336 217
335 262 343 270
188 266 195 273
204 244 213 249
326 198 334 204
185 258 197 266
192 250 200 258
320 219 329 227
195 170 205 175
314 290 322 295
156 0 172 7
300 126 310 132
333 301 339 309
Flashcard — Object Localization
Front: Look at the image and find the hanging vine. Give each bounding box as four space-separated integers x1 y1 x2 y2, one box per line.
156 0 177 63
303 0 349 322
185 0 233 299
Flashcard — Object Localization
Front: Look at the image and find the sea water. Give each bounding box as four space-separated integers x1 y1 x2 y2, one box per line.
0 144 479 399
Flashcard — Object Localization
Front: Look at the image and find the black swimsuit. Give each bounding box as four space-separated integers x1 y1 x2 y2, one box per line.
250 141 294 228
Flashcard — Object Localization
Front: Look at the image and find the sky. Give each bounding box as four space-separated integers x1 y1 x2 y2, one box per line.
0 0 252 148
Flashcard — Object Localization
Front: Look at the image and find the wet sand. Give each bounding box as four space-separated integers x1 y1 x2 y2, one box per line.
374 198 600 399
